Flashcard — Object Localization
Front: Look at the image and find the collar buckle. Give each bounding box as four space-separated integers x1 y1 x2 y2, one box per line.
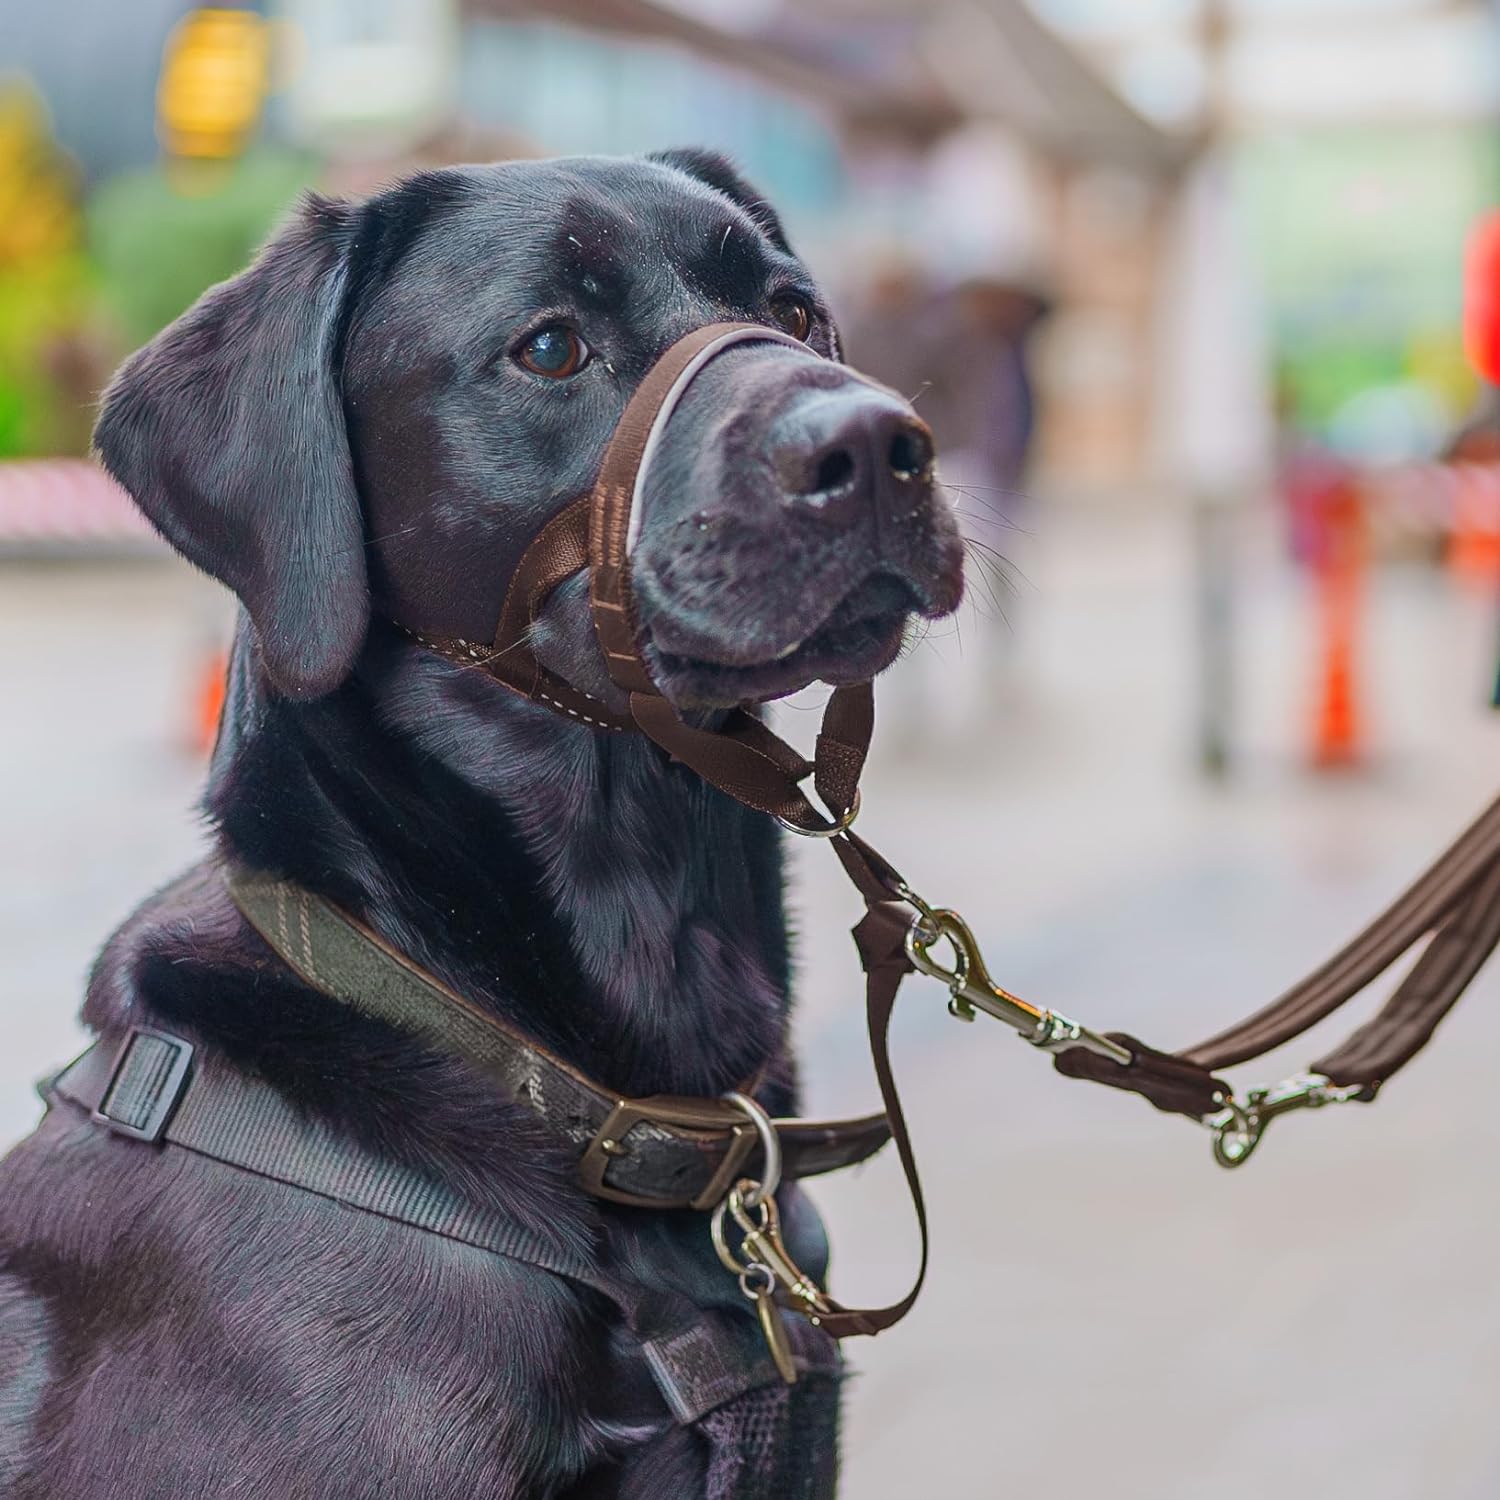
579 1093 764 1210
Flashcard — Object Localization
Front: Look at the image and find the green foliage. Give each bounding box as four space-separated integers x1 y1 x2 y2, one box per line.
88 149 317 350
0 79 94 457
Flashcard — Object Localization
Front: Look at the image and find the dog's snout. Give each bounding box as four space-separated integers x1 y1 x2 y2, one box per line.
772 390 933 530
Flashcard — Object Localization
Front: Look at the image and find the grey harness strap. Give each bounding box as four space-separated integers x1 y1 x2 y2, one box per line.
47 1033 595 1281
223 865 890 1211
44 1031 840 1421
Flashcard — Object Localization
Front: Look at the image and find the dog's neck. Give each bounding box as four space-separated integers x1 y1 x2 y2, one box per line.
205 626 795 1103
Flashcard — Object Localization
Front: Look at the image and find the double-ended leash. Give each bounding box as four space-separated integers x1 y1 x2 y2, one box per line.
60 324 1493 1385
397 322 1500 1362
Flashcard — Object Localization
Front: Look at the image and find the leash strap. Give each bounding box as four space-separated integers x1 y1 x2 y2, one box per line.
1052 792 1500 1123
813 888 930 1339
223 865 891 1212
1313 849 1500 1087
393 315 1500 1316
1183 791 1500 1073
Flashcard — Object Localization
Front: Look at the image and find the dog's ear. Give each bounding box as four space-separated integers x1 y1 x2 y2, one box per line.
94 194 368 700
649 148 794 255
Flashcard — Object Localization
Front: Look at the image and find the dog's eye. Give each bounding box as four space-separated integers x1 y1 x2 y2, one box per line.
515 326 589 378
769 296 813 342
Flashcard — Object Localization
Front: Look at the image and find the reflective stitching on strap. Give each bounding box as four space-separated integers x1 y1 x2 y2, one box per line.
538 692 627 733
297 891 323 987
275 884 291 962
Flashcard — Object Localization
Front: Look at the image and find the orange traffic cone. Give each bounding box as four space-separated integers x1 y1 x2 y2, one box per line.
1311 476 1364 768
191 647 229 756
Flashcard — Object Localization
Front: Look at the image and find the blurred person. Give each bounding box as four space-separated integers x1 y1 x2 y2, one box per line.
1446 380 1500 465
845 260 1051 751
1444 383 1500 705
839 251 930 407
918 274 1052 528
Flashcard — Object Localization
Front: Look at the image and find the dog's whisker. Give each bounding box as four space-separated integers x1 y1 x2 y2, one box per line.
960 557 1009 628
359 524 424 551
946 503 1036 544
961 541 1032 610
935 478 1031 499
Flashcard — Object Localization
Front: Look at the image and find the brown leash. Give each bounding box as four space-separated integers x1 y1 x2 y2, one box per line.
404 321 1500 1348
1054 790 1500 1161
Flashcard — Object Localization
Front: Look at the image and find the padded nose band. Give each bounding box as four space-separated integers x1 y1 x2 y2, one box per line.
622 326 808 556
588 321 809 697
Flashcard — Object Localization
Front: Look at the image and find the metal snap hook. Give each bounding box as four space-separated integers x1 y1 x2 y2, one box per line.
1204 1072 1366 1169
1207 1099 1261 1167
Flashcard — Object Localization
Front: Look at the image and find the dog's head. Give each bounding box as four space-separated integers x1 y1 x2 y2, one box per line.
95 152 963 710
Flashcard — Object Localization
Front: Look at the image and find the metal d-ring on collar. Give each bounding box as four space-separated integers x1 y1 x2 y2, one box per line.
721 1089 781 1207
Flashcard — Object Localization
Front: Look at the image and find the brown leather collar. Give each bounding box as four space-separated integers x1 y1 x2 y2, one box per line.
224 862 891 1211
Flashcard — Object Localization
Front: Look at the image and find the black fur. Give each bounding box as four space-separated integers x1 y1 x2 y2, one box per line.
1 151 962 1497
649 148 795 254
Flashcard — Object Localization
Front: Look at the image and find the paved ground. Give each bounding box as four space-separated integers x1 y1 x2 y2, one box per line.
3 506 1498 1498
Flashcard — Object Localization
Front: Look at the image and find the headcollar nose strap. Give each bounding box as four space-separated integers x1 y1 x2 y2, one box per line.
586 321 805 700
478 320 873 833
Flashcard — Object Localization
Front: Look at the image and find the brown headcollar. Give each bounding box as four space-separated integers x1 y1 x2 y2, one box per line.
411 321 877 834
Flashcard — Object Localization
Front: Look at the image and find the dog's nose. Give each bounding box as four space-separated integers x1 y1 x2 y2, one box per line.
771 389 934 531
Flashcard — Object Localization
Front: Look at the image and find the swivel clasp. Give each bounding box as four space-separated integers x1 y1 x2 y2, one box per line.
1204 1072 1366 1168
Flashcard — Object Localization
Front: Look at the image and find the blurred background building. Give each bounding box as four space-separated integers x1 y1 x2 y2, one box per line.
4 2 1500 1496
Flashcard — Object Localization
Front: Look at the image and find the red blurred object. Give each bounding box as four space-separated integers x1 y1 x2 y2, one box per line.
1448 462 1500 583
1464 210 1500 385
0 460 156 549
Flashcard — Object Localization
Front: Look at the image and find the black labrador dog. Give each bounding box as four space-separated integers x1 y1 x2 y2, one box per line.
0 151 962 1498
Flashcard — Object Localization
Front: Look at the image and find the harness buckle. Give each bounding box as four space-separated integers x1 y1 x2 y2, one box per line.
92 1027 194 1144
1204 1072 1366 1168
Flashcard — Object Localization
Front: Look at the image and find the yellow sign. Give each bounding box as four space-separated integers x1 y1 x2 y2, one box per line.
157 8 270 160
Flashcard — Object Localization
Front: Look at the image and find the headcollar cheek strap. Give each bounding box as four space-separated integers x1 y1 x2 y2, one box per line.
416 495 635 733
580 321 874 831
